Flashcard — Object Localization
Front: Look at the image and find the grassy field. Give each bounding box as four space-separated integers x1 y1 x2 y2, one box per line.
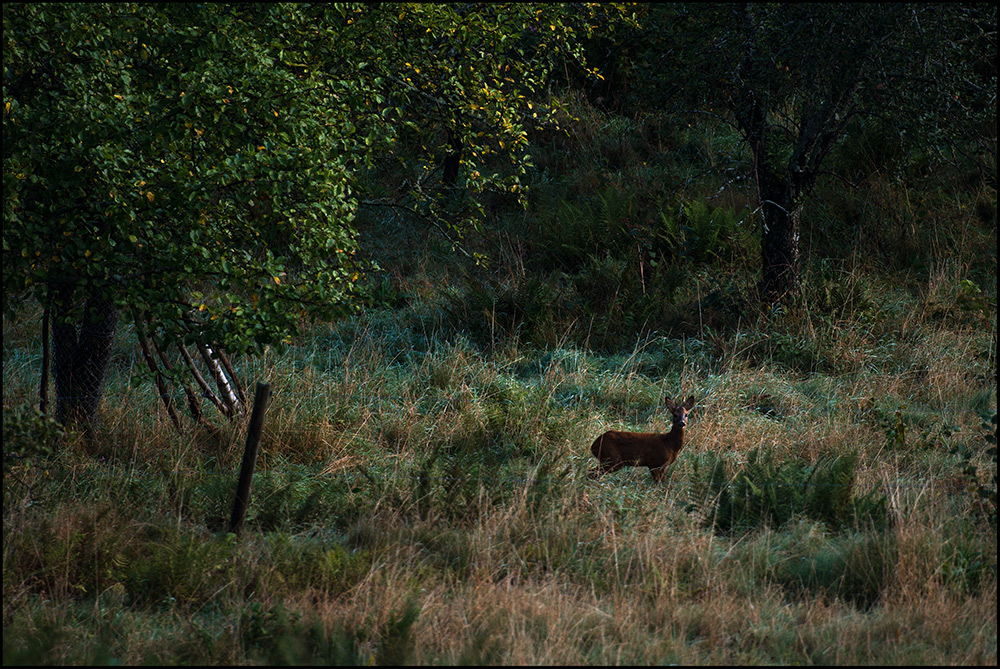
3 259 996 663
3 97 997 663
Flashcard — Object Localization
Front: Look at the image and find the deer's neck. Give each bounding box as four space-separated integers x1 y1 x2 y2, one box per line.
664 420 684 446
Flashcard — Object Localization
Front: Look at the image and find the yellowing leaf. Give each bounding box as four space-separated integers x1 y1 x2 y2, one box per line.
146 191 154 202
273 276 281 285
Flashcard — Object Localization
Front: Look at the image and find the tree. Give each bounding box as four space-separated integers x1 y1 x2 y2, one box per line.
631 3 996 303
314 3 634 248
4 4 367 431
4 3 620 432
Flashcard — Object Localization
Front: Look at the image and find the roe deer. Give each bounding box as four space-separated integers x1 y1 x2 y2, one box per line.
588 395 695 482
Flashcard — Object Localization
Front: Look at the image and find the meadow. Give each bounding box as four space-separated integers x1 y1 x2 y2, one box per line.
4 100 997 664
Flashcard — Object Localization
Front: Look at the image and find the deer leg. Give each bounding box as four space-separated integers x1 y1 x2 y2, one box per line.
589 460 622 479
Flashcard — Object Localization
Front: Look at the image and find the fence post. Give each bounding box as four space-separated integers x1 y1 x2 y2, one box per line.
229 382 271 535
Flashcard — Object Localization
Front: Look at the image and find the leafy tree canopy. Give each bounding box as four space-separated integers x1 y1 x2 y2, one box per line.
4 2 631 349
3 2 630 429
4 3 368 354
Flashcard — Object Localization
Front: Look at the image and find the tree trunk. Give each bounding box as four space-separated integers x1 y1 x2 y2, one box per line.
759 185 802 303
734 4 805 306
52 286 118 434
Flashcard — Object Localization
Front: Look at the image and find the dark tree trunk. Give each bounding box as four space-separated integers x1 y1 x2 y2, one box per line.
759 183 802 303
52 285 119 434
734 4 806 306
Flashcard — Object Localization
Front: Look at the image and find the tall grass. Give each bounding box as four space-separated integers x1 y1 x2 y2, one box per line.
4 284 996 663
4 101 996 665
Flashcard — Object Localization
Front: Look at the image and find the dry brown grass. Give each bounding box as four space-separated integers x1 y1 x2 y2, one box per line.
4 264 996 664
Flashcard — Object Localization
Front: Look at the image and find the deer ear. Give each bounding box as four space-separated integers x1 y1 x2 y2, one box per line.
665 397 676 409
684 396 695 409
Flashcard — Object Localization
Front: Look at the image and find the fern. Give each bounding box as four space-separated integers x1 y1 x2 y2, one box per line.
691 447 888 534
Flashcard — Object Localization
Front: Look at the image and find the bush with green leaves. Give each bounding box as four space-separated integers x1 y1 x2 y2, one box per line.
3 405 62 469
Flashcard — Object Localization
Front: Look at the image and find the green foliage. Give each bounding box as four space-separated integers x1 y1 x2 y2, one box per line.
4 4 367 353
342 3 636 243
442 270 577 346
530 184 754 274
616 3 996 300
406 436 569 528
444 191 758 348
672 199 756 265
246 467 373 533
882 410 908 452
7 503 129 601
2 404 63 468
533 185 640 271
263 533 372 596
2 621 70 666
950 412 998 527
409 442 503 525
239 598 420 666
937 528 997 597
803 258 877 321
691 448 888 534
124 528 237 607
926 277 994 325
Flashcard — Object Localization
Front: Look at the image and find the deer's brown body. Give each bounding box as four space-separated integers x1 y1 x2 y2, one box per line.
589 396 695 482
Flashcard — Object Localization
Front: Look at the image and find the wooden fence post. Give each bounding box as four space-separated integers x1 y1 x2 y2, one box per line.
229 382 271 535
